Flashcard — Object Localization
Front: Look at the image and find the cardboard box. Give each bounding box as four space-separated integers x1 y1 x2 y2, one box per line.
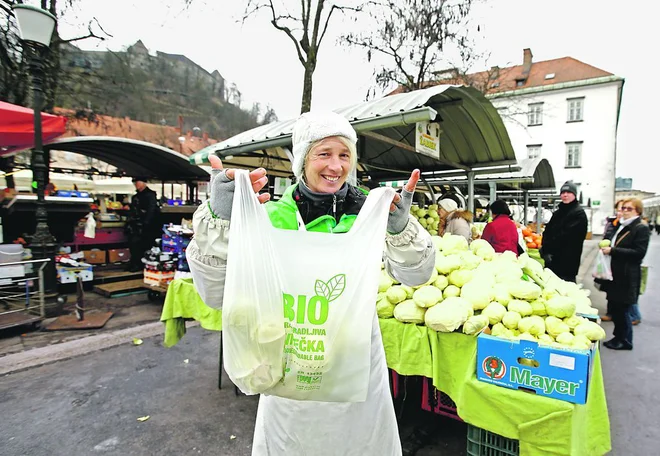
476 333 596 404
56 264 94 284
0 244 24 278
144 269 175 287
108 248 130 263
83 249 106 264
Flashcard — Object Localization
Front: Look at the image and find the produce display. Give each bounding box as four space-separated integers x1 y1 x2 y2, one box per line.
410 204 441 235
377 234 605 350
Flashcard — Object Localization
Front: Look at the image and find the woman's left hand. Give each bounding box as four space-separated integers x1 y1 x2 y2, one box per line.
601 247 612 255
387 169 420 234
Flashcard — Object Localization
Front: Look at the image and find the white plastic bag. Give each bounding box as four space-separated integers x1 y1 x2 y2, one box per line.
592 250 613 281
84 212 96 239
223 170 394 402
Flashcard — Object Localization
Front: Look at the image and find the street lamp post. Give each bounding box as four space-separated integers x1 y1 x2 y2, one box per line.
13 4 58 292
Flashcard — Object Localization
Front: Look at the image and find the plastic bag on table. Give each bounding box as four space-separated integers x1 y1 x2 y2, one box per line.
592 250 613 281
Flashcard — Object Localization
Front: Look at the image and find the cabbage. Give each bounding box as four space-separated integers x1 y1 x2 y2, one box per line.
378 270 394 292
518 316 545 336
386 286 408 304
460 281 493 310
449 269 473 288
441 233 469 254
555 332 575 346
490 322 507 337
530 299 547 316
545 316 570 338
469 239 491 253
571 334 592 350
499 250 518 263
545 296 576 318
481 302 507 325
563 315 586 330
413 285 444 308
459 251 482 270
376 297 396 318
508 300 533 317
401 285 415 299
463 315 490 335
433 275 449 291
425 298 471 332
495 264 524 284
431 235 444 251
502 311 522 329
435 254 462 274
518 332 538 342
393 300 426 324
475 243 496 260
573 321 606 341
537 334 555 345
492 283 512 306
443 285 461 298
508 281 542 301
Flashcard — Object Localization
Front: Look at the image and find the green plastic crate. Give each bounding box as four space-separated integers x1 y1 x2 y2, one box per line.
466 424 519 456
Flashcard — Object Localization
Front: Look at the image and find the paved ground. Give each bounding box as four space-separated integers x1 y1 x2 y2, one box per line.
3 236 658 455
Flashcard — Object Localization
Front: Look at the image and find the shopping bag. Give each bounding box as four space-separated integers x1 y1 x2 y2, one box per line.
640 265 648 295
223 170 395 402
592 250 613 281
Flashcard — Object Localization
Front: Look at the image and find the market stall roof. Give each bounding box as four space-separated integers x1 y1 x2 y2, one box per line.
426 158 555 190
0 101 67 156
43 136 210 182
189 85 516 182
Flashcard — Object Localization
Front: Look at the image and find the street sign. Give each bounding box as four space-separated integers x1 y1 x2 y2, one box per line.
415 121 441 160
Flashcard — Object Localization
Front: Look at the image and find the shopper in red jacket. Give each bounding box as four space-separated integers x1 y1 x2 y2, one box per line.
481 199 520 255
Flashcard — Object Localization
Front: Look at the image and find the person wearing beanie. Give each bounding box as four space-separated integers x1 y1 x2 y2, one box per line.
437 197 473 242
126 176 160 272
539 180 588 282
186 110 435 455
481 199 521 255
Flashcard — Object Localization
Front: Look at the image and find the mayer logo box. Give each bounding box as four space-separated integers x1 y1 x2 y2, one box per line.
476 333 596 404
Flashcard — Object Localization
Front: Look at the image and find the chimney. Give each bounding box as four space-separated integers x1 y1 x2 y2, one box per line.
522 48 533 75
489 66 500 79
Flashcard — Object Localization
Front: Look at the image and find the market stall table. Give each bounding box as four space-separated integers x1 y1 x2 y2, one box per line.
161 279 611 456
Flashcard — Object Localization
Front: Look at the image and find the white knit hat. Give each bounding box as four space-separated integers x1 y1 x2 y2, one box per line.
438 199 458 213
291 111 358 180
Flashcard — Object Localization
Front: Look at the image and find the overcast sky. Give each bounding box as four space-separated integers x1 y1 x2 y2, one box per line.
55 0 660 192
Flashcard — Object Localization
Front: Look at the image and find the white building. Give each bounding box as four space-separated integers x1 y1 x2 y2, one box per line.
466 49 624 235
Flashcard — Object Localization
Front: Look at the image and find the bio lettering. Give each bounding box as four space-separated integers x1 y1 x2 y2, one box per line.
283 293 329 325
510 367 580 396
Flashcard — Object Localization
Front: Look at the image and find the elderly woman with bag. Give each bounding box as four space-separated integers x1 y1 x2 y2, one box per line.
600 198 650 350
187 111 435 455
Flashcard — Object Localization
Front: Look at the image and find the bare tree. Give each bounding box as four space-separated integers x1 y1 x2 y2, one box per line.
343 0 477 93
243 0 365 113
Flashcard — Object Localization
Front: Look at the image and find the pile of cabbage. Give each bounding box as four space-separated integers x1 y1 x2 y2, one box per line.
410 204 441 236
376 234 605 351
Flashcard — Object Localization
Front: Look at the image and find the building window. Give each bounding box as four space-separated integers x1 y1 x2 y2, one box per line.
567 97 584 122
527 103 543 126
566 142 582 168
527 145 542 159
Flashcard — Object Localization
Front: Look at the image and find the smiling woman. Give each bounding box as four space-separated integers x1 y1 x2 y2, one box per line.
303 137 354 193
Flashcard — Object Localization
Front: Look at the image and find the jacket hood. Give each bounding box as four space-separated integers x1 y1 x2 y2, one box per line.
448 209 473 223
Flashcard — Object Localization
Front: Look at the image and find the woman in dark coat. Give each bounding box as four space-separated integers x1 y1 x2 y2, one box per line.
601 198 650 350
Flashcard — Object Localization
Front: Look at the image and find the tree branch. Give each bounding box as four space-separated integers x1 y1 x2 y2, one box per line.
267 0 306 65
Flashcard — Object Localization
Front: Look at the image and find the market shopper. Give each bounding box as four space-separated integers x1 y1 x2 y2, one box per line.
539 181 588 282
600 198 650 350
437 198 473 242
126 177 160 272
600 200 624 322
481 199 520 255
187 111 435 456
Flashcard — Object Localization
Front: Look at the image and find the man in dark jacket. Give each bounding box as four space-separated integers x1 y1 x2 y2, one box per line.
126 177 160 272
540 181 588 282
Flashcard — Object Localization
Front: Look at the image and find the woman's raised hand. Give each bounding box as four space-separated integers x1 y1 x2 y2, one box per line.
208 155 271 220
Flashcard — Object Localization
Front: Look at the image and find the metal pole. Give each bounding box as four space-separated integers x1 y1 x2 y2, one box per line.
523 191 529 225
536 197 543 234
489 182 496 204
467 171 475 213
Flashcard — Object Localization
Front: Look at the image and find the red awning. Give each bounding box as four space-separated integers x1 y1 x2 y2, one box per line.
0 101 67 157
